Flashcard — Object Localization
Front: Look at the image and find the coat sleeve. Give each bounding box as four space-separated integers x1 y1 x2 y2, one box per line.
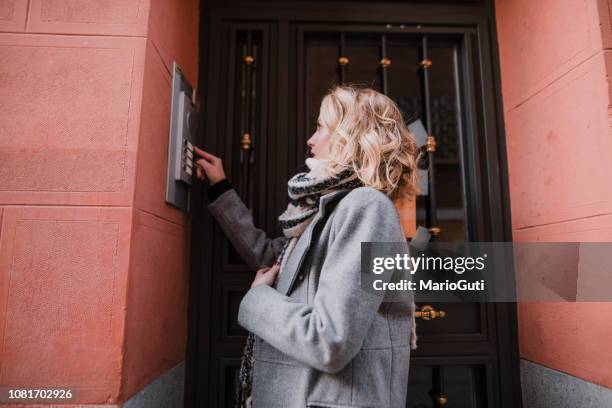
207 188 289 270
237 188 406 374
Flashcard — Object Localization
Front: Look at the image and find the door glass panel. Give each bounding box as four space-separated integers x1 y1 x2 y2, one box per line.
444 366 486 407
407 365 435 407
407 365 486 408
345 34 381 91
306 37 339 146
387 40 422 124
422 44 465 242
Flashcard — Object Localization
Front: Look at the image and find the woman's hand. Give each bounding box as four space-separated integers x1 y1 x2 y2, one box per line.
193 146 226 184
251 264 280 289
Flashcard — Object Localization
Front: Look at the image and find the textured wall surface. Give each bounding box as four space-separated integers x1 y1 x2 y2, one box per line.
123 361 186 408
0 0 197 405
0 207 132 402
521 360 612 407
120 0 197 401
495 0 612 392
0 34 144 206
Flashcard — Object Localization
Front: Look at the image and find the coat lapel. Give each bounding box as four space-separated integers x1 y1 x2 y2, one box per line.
275 190 349 296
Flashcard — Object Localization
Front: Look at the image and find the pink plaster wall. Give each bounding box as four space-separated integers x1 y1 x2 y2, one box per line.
0 0 197 405
495 0 612 389
0 207 132 402
120 0 198 397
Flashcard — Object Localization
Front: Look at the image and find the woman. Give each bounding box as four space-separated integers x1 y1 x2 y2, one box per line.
194 85 421 408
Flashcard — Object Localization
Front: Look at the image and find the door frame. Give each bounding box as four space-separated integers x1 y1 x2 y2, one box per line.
186 1 520 407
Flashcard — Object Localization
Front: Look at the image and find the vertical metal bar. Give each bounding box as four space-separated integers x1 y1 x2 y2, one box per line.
419 34 438 236
421 36 432 133
431 366 448 407
245 31 253 144
250 42 257 161
239 31 254 201
338 32 347 85
238 34 248 205
247 41 258 208
239 38 247 166
380 33 388 95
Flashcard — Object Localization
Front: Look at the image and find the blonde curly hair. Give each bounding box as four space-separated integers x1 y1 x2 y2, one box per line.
318 84 421 200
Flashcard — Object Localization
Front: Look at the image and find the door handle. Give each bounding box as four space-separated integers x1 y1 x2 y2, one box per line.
415 305 446 320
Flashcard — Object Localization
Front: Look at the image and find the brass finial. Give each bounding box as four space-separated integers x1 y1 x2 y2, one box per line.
380 57 392 68
426 135 437 152
428 226 441 236
435 394 449 406
241 133 252 150
420 59 432 69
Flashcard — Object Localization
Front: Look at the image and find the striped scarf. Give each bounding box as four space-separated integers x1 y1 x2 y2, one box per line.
235 158 362 408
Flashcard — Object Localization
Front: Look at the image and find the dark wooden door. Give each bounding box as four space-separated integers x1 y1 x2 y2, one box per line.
185 1 521 407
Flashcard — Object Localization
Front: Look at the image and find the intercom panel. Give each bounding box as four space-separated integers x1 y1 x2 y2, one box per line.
166 62 198 212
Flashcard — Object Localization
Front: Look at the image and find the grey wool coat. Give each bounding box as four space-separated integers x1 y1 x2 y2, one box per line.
208 186 418 408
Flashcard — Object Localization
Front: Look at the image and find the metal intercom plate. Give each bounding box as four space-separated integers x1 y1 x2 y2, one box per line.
165 62 197 212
